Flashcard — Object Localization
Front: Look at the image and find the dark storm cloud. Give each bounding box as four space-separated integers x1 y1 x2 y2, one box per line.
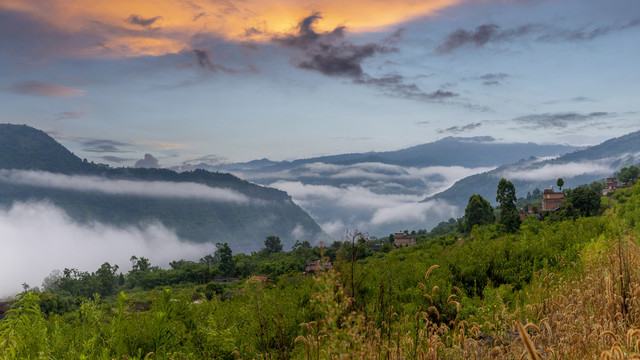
437 24 534 53
273 13 395 78
355 74 459 101
192 48 257 73
514 112 611 129
81 139 132 153
271 13 486 108
540 18 640 42
438 18 640 53
437 122 483 134
126 14 162 28
193 49 216 70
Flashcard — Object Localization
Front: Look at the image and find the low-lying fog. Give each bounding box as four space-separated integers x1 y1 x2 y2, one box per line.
0 201 212 298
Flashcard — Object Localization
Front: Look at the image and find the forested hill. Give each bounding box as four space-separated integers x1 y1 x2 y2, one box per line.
208 135 578 172
0 124 325 251
426 130 640 210
0 124 86 173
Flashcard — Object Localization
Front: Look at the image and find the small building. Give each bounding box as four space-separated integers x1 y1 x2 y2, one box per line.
602 177 619 196
304 260 333 273
393 232 417 247
542 186 565 211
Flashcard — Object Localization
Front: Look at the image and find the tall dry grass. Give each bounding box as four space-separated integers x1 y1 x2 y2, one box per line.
298 229 640 359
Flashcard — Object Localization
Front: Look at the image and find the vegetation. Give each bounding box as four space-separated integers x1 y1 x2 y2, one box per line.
496 178 521 233
618 165 640 185
0 124 324 251
462 194 495 233
3 177 640 359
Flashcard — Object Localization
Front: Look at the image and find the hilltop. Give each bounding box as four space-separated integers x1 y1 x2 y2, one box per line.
0 124 325 251
426 130 640 211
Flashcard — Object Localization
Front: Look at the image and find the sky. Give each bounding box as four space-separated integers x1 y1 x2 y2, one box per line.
1 0 640 168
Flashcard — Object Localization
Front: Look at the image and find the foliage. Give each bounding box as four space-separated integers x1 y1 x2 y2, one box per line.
263 236 283 254
5 182 640 359
0 125 324 252
617 165 640 184
496 178 521 233
462 194 495 233
566 186 602 217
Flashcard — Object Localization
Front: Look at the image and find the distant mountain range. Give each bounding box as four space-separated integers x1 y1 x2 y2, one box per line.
178 137 581 238
0 124 325 252
176 136 577 173
426 130 640 211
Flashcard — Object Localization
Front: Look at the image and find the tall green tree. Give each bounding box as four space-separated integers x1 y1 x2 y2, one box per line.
496 178 521 233
566 187 601 217
618 166 640 185
463 194 495 232
95 262 119 296
557 178 564 190
264 236 283 254
215 242 236 277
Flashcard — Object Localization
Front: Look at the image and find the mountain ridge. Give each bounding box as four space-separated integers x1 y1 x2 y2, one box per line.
425 130 640 212
0 124 325 252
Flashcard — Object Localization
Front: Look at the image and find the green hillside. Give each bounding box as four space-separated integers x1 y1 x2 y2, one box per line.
427 130 640 210
0 124 325 251
2 171 640 359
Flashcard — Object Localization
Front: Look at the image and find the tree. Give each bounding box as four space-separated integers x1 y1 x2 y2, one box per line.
496 178 521 233
95 262 119 296
463 194 495 232
566 186 601 217
215 242 236 277
264 236 283 254
199 254 216 267
130 256 150 271
557 178 564 191
618 166 640 185
292 240 311 252
41 269 63 292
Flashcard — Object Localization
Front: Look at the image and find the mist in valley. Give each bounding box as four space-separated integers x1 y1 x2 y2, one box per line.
0 201 212 298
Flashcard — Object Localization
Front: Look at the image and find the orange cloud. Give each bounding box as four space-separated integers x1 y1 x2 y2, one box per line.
2 0 463 58
9 81 84 97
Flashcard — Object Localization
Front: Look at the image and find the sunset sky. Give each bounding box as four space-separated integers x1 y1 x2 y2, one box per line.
2 0 639 167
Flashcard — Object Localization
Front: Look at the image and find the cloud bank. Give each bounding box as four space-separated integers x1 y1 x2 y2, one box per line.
0 201 212 297
264 162 484 238
0 0 462 59
0 170 250 203
497 161 613 181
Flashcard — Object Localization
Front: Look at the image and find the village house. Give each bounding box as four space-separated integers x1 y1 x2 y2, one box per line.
601 177 619 196
542 186 565 211
393 232 417 247
304 260 333 273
